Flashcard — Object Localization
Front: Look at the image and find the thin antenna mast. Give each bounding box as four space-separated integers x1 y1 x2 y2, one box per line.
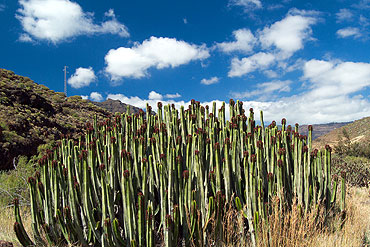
63 66 68 97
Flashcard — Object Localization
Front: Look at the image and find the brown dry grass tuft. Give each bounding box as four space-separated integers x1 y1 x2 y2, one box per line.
1 187 369 247
0 206 32 247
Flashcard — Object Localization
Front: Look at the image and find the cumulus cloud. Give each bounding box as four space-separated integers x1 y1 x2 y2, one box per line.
231 80 292 99
165 93 181 99
218 9 318 77
229 0 262 10
90 92 103 102
107 58 370 124
68 67 96 89
259 13 317 59
0 4 5 11
104 36 210 81
16 0 129 43
336 27 362 38
201 77 220 85
228 52 275 77
216 29 256 54
80 95 89 100
148 91 163 100
336 9 353 22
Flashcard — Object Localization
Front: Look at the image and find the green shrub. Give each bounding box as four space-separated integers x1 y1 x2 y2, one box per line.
0 156 36 208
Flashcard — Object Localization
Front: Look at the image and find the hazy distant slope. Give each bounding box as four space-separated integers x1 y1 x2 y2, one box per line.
0 68 111 170
91 98 142 114
313 116 370 149
299 122 351 140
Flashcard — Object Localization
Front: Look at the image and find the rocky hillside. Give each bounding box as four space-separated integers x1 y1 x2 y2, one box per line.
0 68 113 170
313 116 370 149
299 122 351 140
91 98 142 114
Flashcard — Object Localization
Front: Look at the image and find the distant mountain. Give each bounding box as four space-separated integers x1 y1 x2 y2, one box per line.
299 122 351 140
313 116 370 149
91 98 142 114
0 68 111 170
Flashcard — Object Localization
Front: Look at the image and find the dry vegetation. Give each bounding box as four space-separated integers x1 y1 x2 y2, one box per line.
1 186 369 247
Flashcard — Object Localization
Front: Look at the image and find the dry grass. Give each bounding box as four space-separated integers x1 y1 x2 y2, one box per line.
257 187 370 247
1 187 369 247
0 206 32 247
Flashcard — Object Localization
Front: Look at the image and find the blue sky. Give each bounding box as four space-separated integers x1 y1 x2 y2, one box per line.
1 0 370 124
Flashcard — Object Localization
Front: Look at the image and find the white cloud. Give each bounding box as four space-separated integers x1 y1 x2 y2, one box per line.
231 80 292 99
18 33 33 42
336 9 353 22
216 29 256 54
108 58 370 124
80 95 89 100
303 59 370 97
263 70 279 78
229 0 262 10
183 18 188 24
336 27 362 38
201 77 220 85
68 67 96 89
90 92 103 102
16 0 129 43
165 93 181 99
0 4 5 11
148 91 163 100
104 36 210 80
228 52 275 77
259 13 317 58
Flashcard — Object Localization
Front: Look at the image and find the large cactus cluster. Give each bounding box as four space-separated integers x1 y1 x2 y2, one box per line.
14 100 346 247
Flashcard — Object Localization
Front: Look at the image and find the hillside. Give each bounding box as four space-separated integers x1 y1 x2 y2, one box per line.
0 68 112 170
313 116 370 149
299 122 351 140
91 98 142 114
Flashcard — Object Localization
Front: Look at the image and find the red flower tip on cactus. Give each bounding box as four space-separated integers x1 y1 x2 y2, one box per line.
295 123 299 128
340 171 346 179
110 136 116 143
197 128 203 134
267 172 273 180
74 181 79 189
277 159 283 167
35 171 41 180
303 146 308 153
160 153 166 159
281 118 286 125
209 113 213 118
325 144 332 152
206 138 211 144
294 132 299 138
200 106 205 113
229 99 235 106
187 135 192 144
126 116 132 124
222 158 226 163
278 148 286 156
138 192 143 197
287 125 292 131
195 150 200 155
332 174 338 181
182 170 189 180
251 154 256 163
13 198 19 206
308 125 313 131
157 102 163 109
28 176 36 184
176 155 182 164
272 121 276 127
191 99 196 105
249 108 253 113
257 140 263 149
247 132 253 138
99 164 105 170
191 114 196 121
150 137 156 144
123 170 130 178
165 214 172 228
205 105 209 110
214 142 220 150
243 151 249 158
233 123 238 129
209 170 215 180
